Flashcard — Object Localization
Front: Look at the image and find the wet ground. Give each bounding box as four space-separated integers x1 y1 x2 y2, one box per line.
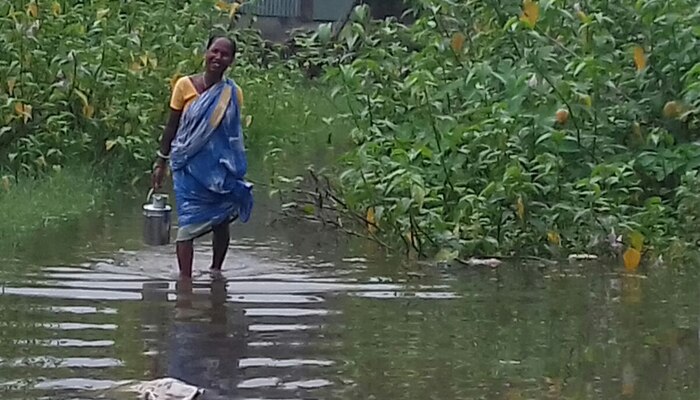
0 194 698 399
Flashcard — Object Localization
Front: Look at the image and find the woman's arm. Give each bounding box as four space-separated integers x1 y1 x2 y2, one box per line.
158 109 182 158
152 109 182 189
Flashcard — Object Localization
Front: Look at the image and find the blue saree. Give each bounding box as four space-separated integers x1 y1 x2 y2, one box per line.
169 79 253 241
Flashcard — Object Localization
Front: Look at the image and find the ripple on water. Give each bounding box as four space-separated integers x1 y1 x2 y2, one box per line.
41 322 118 330
12 339 115 348
349 290 461 299
238 358 335 368
237 377 281 389
47 306 118 314
0 356 123 368
281 379 333 390
225 294 326 304
244 308 336 317
248 323 320 332
0 230 465 400
0 286 142 301
33 378 129 391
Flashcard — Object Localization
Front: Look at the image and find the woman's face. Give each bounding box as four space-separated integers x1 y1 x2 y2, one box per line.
205 37 234 74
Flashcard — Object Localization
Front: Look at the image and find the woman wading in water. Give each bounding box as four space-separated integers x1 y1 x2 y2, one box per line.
152 35 253 279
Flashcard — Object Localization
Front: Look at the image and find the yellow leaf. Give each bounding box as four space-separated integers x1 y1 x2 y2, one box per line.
23 104 33 123
51 1 61 16
516 197 525 221
633 46 646 72
520 0 539 28
632 122 642 139
14 102 32 124
7 78 16 96
663 101 681 119
73 89 89 108
580 94 592 108
96 8 110 20
2 176 11 192
149 56 158 69
139 54 149 67
215 0 230 12
623 248 641 272
576 10 588 23
450 32 466 54
105 139 117 151
244 114 253 127
629 231 644 251
27 1 38 18
230 2 241 17
129 62 142 72
547 231 560 246
366 207 377 234
82 104 94 118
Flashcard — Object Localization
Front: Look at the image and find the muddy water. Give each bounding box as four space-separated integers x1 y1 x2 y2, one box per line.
0 195 699 399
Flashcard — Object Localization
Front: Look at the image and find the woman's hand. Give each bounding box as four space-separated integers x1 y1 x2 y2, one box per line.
152 159 166 190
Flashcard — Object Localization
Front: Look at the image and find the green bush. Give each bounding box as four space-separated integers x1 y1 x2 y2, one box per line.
308 1 700 259
0 0 293 181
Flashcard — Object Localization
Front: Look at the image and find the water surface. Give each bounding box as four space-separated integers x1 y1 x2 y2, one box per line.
0 196 698 399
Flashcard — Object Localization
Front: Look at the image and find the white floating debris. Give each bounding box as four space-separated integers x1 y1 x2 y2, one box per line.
567 253 598 260
342 257 368 263
125 378 204 400
459 258 503 268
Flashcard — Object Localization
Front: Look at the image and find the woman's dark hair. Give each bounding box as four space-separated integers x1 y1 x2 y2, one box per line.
206 34 237 55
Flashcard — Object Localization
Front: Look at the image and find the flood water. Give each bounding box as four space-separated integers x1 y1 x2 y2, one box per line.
0 192 698 399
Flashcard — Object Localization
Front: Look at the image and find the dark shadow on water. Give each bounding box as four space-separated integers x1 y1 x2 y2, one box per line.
158 278 246 394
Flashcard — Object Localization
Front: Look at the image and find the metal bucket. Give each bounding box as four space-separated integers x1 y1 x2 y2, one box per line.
143 190 172 246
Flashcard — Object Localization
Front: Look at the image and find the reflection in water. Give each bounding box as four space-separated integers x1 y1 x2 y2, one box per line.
0 196 698 400
0 254 698 400
164 278 245 393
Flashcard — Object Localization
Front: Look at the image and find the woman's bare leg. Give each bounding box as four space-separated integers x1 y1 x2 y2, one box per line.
176 240 194 279
211 222 230 271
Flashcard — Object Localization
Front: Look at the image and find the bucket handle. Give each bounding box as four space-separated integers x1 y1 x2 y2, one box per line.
146 187 155 203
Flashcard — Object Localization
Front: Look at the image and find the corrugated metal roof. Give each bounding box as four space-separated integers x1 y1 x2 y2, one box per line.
241 0 302 18
238 0 355 20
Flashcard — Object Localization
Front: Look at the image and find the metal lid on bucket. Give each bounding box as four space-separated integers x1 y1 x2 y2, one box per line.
143 190 172 212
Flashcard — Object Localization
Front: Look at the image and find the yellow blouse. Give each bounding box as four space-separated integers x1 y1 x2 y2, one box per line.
169 76 244 112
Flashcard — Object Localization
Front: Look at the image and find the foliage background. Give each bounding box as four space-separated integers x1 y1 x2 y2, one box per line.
0 0 306 180
287 0 700 262
1 0 700 263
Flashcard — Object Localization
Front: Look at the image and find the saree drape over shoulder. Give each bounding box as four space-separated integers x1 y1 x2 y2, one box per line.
169 79 253 242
